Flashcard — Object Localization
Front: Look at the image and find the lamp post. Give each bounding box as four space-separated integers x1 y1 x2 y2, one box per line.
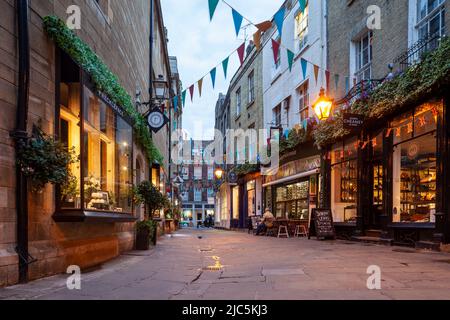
313 88 333 121
214 167 224 180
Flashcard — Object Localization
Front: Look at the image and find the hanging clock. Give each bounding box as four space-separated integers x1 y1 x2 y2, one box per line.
147 107 169 133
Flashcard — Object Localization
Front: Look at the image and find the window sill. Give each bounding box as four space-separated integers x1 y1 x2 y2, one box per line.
247 100 255 109
53 210 137 223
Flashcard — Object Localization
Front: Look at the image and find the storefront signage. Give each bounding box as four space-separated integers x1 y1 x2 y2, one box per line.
343 114 364 130
309 209 336 240
264 156 321 184
147 108 169 133
228 172 238 184
97 91 125 118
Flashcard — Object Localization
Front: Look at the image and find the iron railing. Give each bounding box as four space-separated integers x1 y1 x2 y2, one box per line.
335 79 384 107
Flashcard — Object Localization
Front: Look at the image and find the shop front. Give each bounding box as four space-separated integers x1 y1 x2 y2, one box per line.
322 99 448 247
263 145 321 231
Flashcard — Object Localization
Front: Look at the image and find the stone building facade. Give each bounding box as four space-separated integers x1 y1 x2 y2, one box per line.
0 0 172 287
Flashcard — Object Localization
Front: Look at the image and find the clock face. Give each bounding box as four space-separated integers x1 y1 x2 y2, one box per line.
147 108 169 133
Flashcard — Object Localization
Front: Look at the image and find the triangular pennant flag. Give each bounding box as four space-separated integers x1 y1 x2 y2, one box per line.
334 74 340 91
208 0 220 21
198 78 204 97
284 129 290 139
274 7 285 36
232 9 243 37
299 0 307 14
325 70 331 93
237 42 246 65
173 96 178 112
256 21 272 32
210 68 217 89
300 58 308 79
189 85 195 101
182 90 187 107
271 39 281 64
222 57 229 79
287 49 295 72
313 64 320 85
253 30 262 51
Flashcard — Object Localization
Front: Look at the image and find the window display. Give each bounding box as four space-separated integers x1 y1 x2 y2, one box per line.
392 102 440 223
331 138 358 223
275 181 310 220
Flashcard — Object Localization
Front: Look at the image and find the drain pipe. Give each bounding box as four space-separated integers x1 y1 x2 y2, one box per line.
13 0 30 283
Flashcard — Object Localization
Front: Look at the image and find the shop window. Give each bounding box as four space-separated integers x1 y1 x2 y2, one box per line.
194 188 202 202
331 138 358 223
57 51 133 214
275 181 310 221
391 102 442 223
295 1 309 52
232 187 240 220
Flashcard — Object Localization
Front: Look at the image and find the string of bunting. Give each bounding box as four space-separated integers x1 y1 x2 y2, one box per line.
174 0 350 110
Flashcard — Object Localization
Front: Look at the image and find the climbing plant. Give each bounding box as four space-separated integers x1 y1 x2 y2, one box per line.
43 15 164 164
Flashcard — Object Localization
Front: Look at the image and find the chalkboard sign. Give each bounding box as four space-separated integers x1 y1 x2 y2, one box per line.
308 209 336 240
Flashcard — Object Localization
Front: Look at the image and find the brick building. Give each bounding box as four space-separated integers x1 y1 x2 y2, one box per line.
0 0 174 286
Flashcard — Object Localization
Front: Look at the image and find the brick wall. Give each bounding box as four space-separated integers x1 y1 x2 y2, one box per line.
0 0 160 286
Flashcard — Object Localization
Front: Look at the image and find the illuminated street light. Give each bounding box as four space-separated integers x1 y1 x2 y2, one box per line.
313 88 333 121
214 167 224 180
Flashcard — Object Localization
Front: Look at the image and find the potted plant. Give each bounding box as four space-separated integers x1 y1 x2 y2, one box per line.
133 181 168 249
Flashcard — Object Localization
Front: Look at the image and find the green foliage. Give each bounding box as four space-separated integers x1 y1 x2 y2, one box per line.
133 181 168 218
279 122 316 155
314 37 450 147
17 126 77 191
136 219 158 243
43 15 163 164
231 163 259 177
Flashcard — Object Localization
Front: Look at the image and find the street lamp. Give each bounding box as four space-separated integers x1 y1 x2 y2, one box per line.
313 88 333 121
153 76 168 101
214 167 224 180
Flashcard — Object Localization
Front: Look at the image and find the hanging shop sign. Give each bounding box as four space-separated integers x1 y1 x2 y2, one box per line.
147 107 169 133
343 113 365 131
228 172 238 184
308 209 336 240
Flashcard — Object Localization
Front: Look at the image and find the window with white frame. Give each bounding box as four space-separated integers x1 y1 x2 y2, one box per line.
417 0 446 42
248 71 255 104
194 188 202 202
295 2 309 52
273 104 282 127
236 88 242 116
354 31 373 82
298 82 310 124
194 166 202 180
207 166 214 180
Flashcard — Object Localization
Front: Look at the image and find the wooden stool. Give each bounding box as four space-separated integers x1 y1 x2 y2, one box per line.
294 225 308 238
277 225 290 238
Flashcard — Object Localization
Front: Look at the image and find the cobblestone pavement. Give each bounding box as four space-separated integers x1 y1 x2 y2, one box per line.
1 228 450 300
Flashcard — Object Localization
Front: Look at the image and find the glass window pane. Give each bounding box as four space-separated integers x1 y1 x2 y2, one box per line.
116 117 133 213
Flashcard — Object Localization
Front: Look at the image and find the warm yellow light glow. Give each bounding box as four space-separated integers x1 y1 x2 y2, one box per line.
214 168 224 180
122 142 128 147
313 88 333 121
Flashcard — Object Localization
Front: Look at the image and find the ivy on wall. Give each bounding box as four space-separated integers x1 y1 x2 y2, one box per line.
231 163 260 177
43 16 164 164
314 37 450 147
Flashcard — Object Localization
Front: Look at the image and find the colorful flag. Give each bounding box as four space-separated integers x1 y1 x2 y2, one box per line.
313 64 319 85
232 9 243 36
287 49 295 72
300 58 308 79
210 67 217 89
208 0 220 21
253 30 262 51
237 42 246 65
325 70 331 93
299 0 307 14
255 21 272 32
222 57 229 79
182 90 187 107
173 96 178 112
189 85 195 101
271 39 281 64
274 6 285 36
198 78 204 97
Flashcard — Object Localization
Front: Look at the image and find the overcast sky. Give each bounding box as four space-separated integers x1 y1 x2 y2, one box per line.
161 0 284 140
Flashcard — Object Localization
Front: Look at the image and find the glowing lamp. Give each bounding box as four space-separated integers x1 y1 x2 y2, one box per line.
214 168 224 180
313 88 333 121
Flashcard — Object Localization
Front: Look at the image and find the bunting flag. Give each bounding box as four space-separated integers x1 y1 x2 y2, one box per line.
173 96 179 112
237 42 246 65
287 49 295 72
300 58 308 79
256 20 272 32
189 85 195 101
325 70 331 93
298 0 307 14
182 90 187 107
271 39 281 64
253 30 262 51
274 7 285 36
334 74 340 91
232 9 243 36
210 67 217 89
313 64 320 85
198 78 204 97
208 0 220 21
222 56 229 79
284 129 290 139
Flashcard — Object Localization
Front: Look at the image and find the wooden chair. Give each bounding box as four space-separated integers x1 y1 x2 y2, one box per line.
277 220 290 238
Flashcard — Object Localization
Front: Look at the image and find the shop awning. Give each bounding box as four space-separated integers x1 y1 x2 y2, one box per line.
262 169 320 187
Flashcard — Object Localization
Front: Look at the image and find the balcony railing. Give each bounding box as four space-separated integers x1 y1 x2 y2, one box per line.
335 79 384 108
395 30 446 72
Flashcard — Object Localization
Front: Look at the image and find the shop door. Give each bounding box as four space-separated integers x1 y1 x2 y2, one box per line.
248 189 256 216
368 159 384 229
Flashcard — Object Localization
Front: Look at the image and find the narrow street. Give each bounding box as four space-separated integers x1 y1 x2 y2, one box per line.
1 229 450 300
